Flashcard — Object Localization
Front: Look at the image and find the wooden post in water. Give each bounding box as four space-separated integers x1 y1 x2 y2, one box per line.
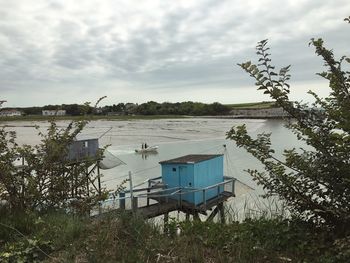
128 171 133 200
97 162 101 196
232 179 235 197
147 179 150 206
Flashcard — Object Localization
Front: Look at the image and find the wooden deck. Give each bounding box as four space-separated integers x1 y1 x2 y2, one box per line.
131 191 234 218
92 191 234 219
147 191 234 216
92 176 236 221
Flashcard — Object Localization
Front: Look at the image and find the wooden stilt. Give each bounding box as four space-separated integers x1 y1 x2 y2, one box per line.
218 203 225 224
97 162 101 196
119 192 125 210
132 196 138 213
193 212 200 221
206 206 220 222
86 166 90 197
164 213 169 233
147 179 150 206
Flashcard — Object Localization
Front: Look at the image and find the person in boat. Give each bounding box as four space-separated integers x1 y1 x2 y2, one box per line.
144 142 148 149
141 143 144 149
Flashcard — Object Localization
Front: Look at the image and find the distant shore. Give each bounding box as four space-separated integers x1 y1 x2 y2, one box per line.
0 114 189 122
0 113 291 123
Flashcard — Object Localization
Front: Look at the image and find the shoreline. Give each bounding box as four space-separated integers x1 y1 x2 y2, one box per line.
0 114 290 123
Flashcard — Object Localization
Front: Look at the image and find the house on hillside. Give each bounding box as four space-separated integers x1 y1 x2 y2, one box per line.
0 109 22 117
42 110 66 116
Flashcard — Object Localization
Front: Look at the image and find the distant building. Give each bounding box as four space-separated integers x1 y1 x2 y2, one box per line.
0 109 22 117
42 110 66 116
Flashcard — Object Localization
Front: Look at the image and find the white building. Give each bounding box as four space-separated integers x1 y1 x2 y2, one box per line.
42 110 66 116
0 109 22 117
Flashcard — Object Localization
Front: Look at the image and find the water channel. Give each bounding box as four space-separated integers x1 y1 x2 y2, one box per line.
2 118 299 220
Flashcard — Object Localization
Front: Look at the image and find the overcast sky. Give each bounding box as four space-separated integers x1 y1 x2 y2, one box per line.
0 0 349 107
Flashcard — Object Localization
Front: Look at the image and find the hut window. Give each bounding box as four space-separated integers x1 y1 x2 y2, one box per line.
172 168 176 172
84 141 88 148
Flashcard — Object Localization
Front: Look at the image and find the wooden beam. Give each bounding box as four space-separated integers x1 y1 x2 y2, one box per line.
193 212 201 221
206 206 220 222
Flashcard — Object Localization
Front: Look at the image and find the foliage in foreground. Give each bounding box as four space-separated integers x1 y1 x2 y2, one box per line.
1 211 349 263
0 102 106 213
227 19 350 235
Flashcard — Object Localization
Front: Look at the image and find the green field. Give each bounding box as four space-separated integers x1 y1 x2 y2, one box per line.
225 101 276 109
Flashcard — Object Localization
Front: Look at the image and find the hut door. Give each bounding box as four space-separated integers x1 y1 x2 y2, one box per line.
179 166 188 187
179 166 193 202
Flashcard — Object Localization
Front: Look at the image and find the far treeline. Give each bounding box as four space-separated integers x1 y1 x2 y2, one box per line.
7 101 250 116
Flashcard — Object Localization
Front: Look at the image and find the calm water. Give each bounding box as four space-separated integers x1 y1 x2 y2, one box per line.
2 118 299 216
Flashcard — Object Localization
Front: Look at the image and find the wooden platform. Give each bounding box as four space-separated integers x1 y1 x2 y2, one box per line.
139 191 234 218
92 176 236 221
92 191 234 220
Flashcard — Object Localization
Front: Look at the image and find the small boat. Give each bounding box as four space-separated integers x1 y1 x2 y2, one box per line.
135 145 159 153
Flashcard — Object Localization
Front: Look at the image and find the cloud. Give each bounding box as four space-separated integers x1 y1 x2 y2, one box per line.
0 0 349 106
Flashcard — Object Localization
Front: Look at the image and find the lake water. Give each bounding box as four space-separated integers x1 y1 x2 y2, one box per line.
2 118 299 218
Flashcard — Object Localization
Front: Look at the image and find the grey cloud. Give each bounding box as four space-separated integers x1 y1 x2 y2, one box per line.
0 0 349 106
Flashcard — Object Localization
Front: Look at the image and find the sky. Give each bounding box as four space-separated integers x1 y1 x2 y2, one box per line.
0 0 349 107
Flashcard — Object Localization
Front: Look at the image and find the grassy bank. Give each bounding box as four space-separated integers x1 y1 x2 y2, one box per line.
226 101 276 109
1 210 348 263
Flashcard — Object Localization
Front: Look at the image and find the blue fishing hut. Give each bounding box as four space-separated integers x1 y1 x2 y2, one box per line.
67 139 99 161
159 154 224 206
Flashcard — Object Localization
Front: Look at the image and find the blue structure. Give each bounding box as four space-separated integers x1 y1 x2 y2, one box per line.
67 139 99 161
159 154 224 205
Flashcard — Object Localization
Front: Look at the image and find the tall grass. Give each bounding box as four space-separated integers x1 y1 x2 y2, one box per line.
1 206 347 262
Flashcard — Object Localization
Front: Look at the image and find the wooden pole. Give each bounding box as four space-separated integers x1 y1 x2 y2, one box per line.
207 206 220 222
97 162 101 196
164 213 169 233
193 212 200 221
218 203 225 224
21 156 25 199
232 179 235 197
119 192 125 210
86 166 90 197
128 171 133 200
147 179 150 206
132 196 138 213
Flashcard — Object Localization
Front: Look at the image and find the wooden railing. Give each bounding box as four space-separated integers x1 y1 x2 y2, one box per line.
96 176 236 216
